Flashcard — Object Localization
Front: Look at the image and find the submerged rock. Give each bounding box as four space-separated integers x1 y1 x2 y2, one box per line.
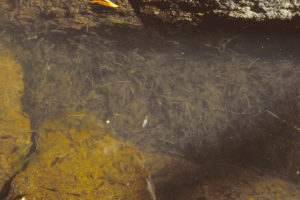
6 112 153 200
0 42 32 192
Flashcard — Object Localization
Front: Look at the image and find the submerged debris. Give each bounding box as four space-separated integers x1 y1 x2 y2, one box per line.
91 0 122 8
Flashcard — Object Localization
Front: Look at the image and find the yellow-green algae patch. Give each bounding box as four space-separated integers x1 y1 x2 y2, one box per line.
0 42 31 189
7 112 153 200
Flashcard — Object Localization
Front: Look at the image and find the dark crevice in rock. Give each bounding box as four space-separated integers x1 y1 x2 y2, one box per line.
0 175 17 200
0 131 38 200
25 132 38 161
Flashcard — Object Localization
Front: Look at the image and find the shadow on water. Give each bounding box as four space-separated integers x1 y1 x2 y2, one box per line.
156 101 300 199
0 15 300 199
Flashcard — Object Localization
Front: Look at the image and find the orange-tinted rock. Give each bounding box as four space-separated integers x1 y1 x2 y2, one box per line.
0 43 31 190
7 112 154 200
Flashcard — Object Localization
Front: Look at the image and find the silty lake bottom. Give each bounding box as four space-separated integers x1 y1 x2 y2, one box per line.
0 17 299 200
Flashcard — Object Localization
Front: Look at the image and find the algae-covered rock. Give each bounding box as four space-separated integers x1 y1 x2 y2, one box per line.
7 112 154 200
0 43 31 189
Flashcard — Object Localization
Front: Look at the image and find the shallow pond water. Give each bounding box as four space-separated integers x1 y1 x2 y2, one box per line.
0 17 299 199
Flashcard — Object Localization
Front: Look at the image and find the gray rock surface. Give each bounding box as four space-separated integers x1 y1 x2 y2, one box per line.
213 0 300 20
1 0 299 31
136 0 300 24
